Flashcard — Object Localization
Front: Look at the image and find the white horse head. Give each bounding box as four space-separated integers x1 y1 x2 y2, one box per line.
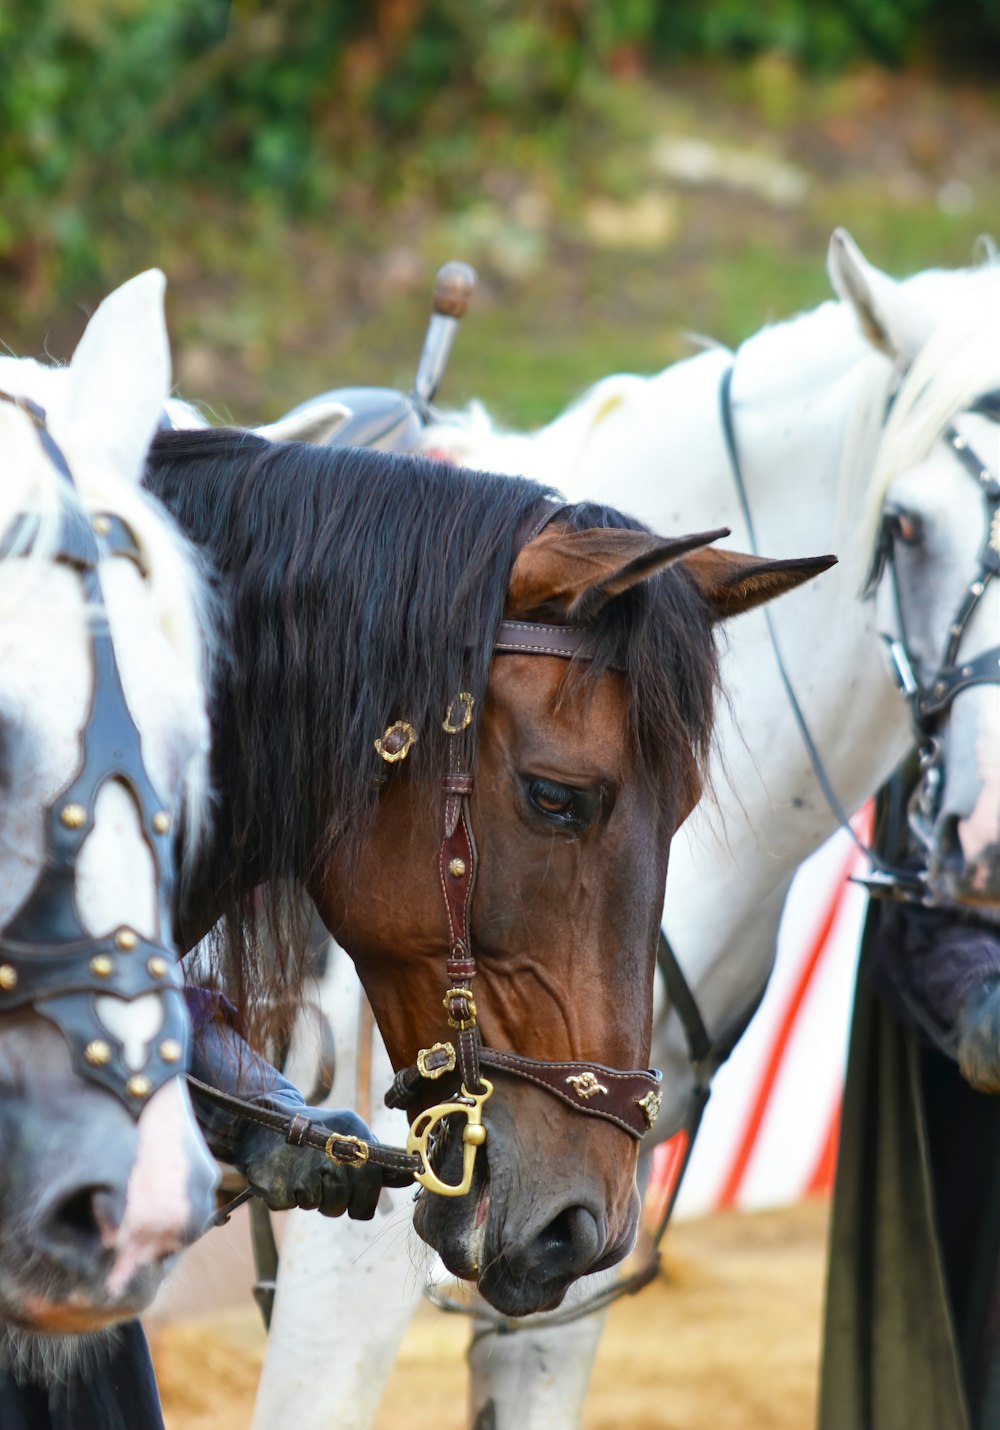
829 229 1000 909
0 273 217 1353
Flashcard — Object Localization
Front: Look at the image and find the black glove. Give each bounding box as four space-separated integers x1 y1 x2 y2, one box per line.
189 1007 383 1220
957 976 1000 1095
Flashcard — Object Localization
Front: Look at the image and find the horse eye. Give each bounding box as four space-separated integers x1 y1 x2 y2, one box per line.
527 778 580 821
884 508 923 545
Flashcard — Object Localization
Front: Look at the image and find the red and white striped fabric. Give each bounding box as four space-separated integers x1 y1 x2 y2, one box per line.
648 805 873 1223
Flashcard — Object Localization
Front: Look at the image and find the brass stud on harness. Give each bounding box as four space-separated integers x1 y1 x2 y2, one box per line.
126 1074 151 1100
115 928 138 951
152 811 172 834
374 720 416 764
442 692 474 734
0 965 17 990
444 987 477 1031
566 1071 609 1099
60 803 86 830
147 956 168 978
416 1042 457 1079
323 1133 370 1167
90 954 114 978
85 1040 112 1067
159 1039 183 1064
447 857 466 878
637 1090 662 1128
92 516 111 537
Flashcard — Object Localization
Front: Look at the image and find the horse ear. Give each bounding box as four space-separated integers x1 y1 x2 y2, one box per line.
61 269 171 484
507 525 730 623
257 398 352 445
683 548 837 623
827 228 932 365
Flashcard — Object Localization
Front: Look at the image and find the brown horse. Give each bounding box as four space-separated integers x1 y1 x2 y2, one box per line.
146 429 833 1316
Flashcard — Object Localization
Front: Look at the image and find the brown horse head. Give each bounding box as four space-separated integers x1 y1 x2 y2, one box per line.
314 519 835 1315
146 432 834 1317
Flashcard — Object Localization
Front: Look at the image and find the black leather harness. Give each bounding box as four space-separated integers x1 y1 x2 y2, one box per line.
0 390 189 1113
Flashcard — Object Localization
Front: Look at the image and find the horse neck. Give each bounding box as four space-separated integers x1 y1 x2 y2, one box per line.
505 307 914 875
703 306 912 851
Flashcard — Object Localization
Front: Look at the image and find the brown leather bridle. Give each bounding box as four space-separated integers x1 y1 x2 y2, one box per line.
195 503 663 1199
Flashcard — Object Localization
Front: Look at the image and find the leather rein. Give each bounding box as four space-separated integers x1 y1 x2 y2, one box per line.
195 501 663 1202
0 390 189 1112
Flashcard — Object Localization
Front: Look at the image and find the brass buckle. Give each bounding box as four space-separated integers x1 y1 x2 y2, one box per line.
442 692 474 734
443 987 477 1031
406 1079 493 1197
416 1041 457 1079
323 1132 370 1168
374 720 416 763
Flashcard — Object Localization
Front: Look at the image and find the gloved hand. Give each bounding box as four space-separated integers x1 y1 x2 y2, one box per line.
236 1106 382 1219
187 994 383 1220
957 976 1000 1095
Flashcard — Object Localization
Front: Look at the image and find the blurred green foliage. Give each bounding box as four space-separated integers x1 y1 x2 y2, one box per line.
2 0 997 290
644 0 997 70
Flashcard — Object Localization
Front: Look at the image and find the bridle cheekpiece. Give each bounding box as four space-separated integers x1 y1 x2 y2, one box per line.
0 390 190 1114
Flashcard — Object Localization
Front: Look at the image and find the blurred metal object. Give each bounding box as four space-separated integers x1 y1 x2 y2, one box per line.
257 260 477 452
414 261 478 407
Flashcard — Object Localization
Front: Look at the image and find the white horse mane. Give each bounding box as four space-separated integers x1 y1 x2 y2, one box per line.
727 261 1000 556
0 358 214 845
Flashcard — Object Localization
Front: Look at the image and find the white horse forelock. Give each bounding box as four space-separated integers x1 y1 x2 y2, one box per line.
866 266 1000 544
0 365 214 853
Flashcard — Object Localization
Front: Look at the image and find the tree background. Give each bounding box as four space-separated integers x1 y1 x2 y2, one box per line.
2 0 998 424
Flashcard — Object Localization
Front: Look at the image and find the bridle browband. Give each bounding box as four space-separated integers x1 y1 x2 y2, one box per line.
196 499 663 1202
0 390 189 1113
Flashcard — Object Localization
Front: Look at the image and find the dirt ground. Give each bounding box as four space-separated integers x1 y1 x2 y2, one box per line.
150 1199 829 1430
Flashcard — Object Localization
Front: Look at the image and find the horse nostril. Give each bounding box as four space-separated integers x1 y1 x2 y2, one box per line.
41 1184 121 1259
529 1204 602 1278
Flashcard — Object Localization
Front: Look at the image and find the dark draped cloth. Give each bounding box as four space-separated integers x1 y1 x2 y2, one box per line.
819 889 1000 1430
0 1320 163 1430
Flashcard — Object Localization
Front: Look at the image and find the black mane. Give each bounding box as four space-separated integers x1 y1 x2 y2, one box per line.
145 429 719 1030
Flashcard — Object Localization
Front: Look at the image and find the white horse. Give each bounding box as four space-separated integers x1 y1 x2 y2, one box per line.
198 229 1000 1429
0 274 218 1386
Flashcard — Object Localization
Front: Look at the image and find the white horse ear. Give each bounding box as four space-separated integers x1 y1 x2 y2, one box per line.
827 228 932 365
62 270 171 484
256 399 352 445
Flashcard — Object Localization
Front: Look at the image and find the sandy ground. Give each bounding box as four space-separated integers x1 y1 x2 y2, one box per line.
150 1199 829 1430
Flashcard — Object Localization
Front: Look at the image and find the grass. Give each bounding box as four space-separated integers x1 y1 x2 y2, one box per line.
6 64 1000 430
